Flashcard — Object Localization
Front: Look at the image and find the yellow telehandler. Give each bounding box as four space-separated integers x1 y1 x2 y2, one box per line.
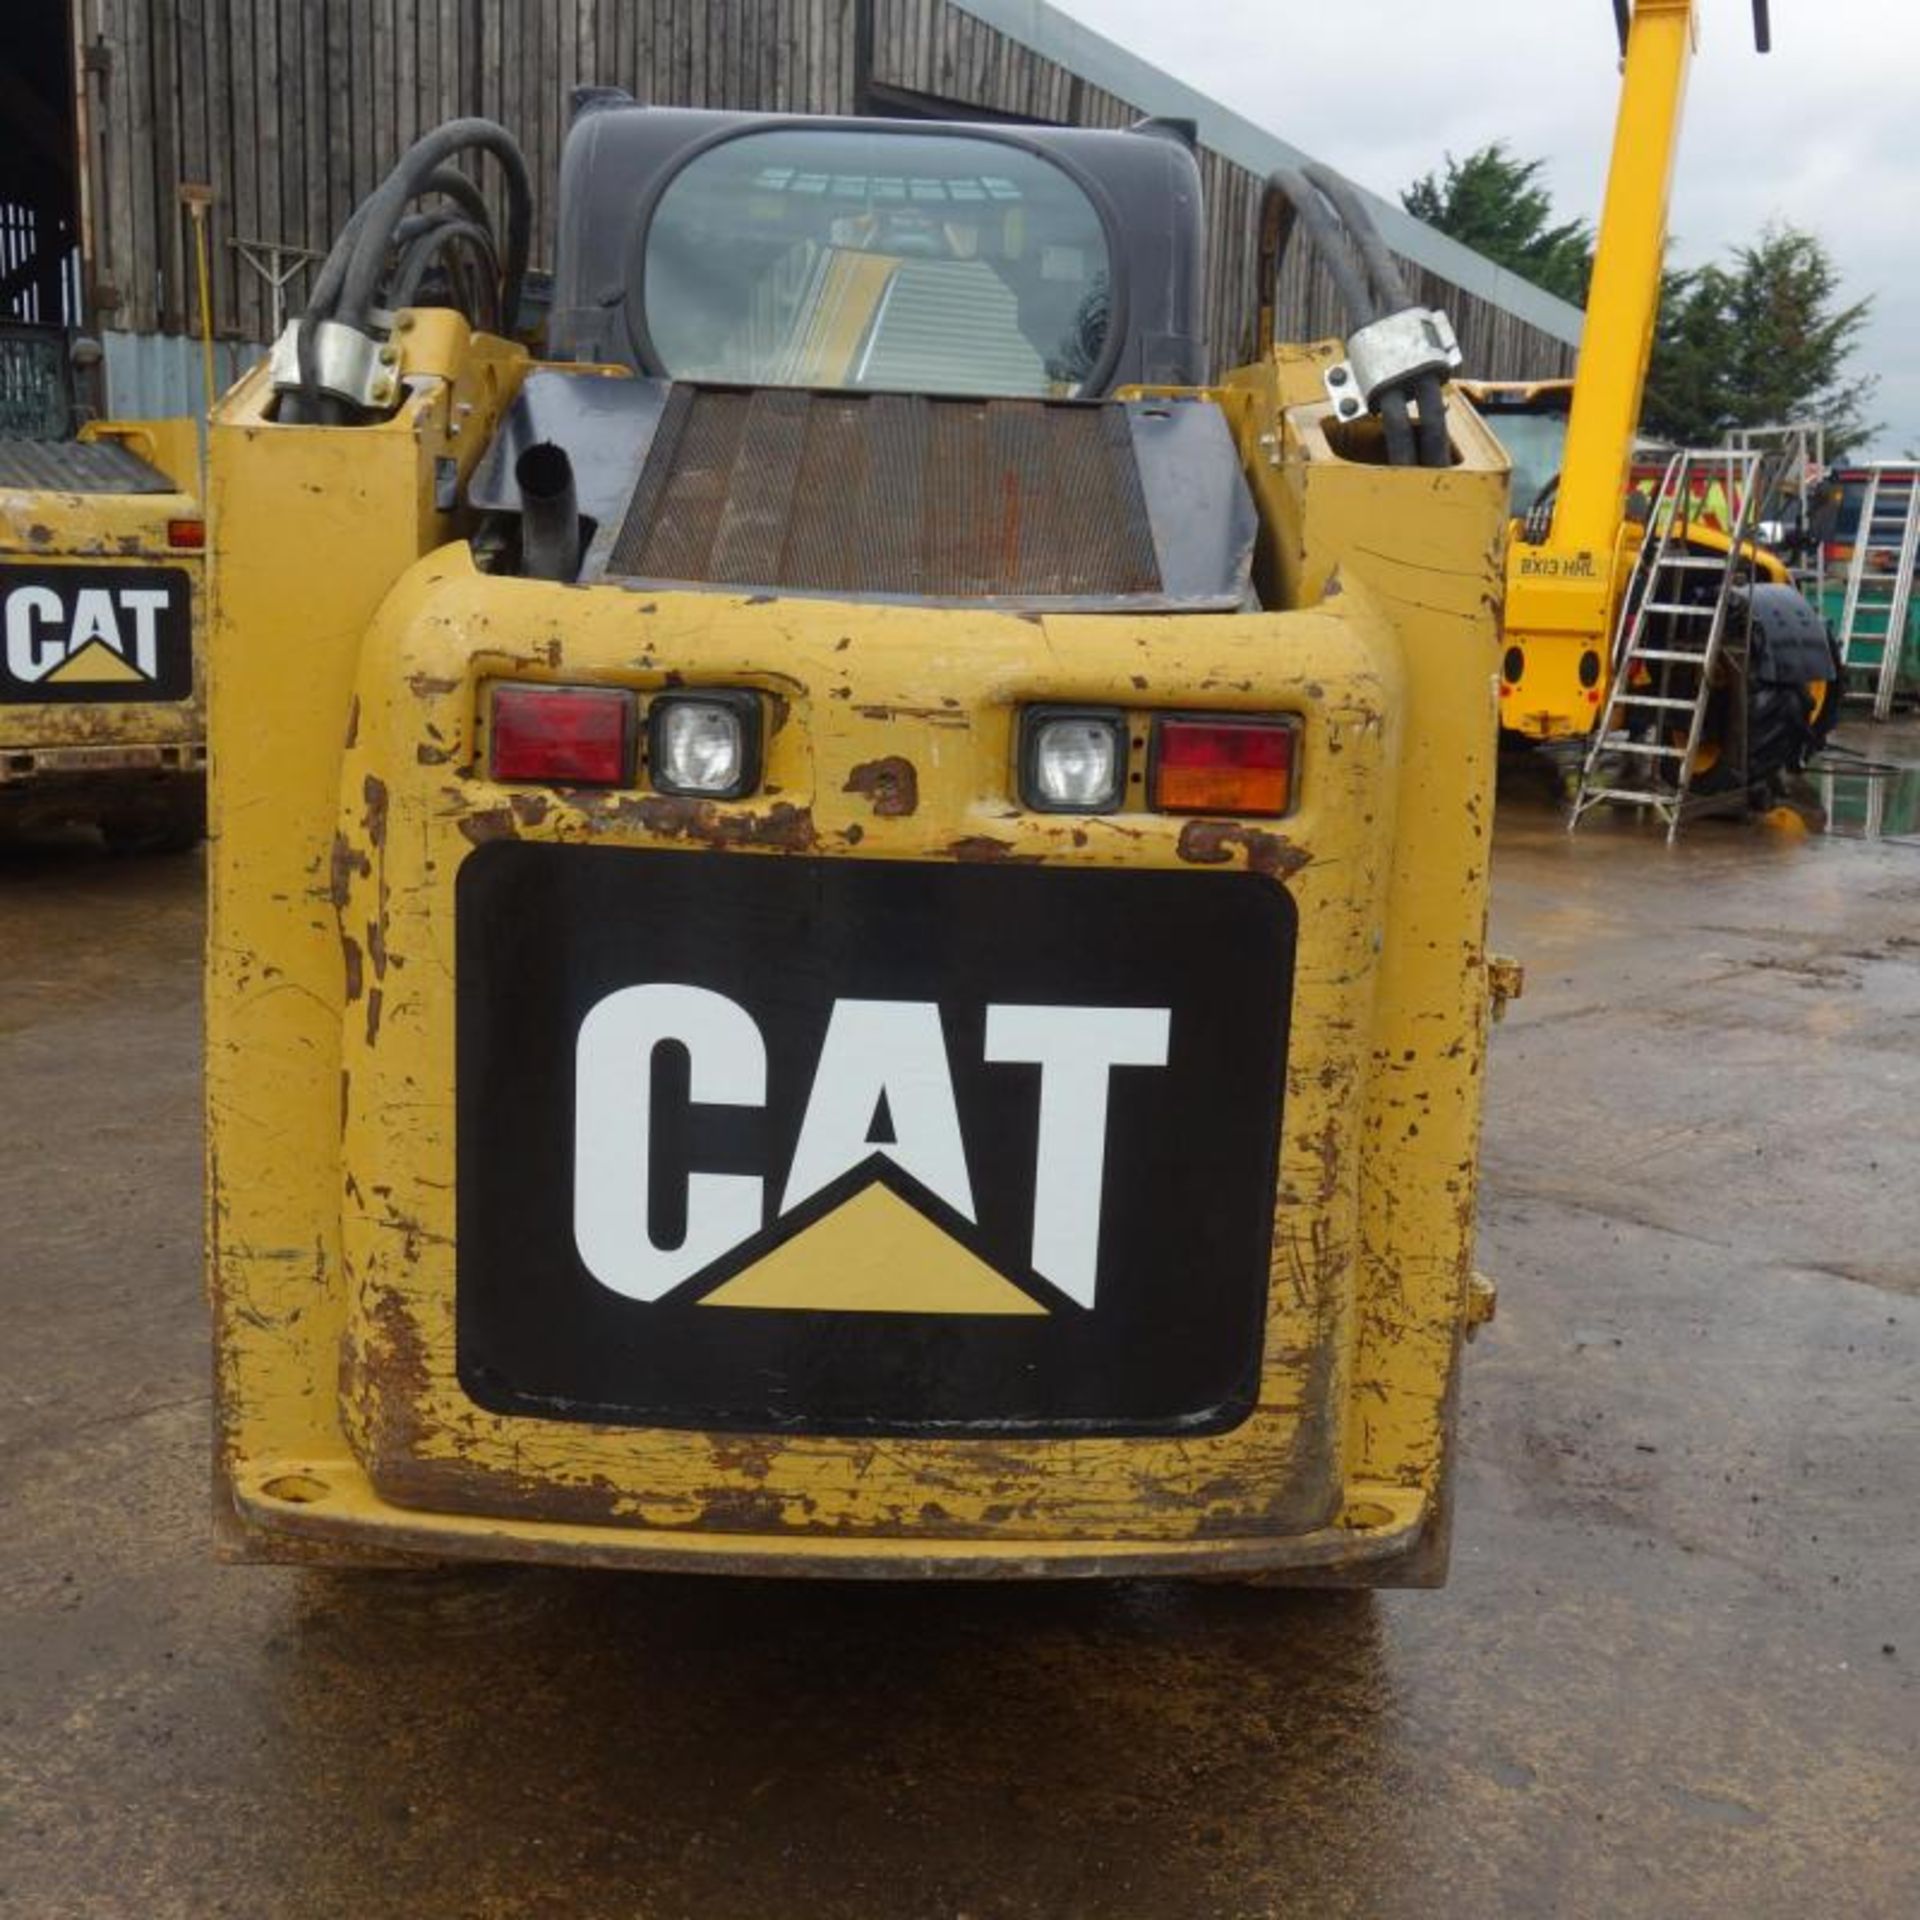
1470 0 1837 814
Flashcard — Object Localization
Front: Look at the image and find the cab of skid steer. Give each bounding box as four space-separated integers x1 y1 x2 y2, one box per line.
207 104 1512 1584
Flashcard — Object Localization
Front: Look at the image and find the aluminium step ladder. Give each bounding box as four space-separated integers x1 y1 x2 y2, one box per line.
1732 419 1828 605
1835 463 1920 721
1569 446 1768 843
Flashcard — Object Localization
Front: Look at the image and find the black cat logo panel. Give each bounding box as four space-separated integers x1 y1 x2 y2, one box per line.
456 843 1293 1437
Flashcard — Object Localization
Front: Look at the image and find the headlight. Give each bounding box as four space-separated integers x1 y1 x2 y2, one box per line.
1020 707 1128 813
648 691 763 799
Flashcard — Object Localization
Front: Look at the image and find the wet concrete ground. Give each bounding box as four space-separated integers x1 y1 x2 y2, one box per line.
3 733 1917 1918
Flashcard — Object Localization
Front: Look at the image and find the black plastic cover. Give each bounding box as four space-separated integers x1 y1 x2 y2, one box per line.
1740 582 1841 687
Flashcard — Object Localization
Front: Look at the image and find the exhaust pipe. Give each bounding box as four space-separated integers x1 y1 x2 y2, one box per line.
516 440 581 582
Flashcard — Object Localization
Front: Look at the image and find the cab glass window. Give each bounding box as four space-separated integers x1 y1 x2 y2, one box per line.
642 128 1113 397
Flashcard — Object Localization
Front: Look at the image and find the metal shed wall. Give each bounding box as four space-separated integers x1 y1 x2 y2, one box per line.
68 0 1578 386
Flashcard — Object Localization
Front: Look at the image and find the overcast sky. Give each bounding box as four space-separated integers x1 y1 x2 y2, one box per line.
1057 0 1917 457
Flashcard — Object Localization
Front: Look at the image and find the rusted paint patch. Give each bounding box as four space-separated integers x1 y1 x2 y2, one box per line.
946 835 1042 865
696 1488 795 1533
611 795 817 853
361 774 389 849
1175 820 1309 878
328 832 371 909
843 754 919 818
708 1434 783 1480
365 985 383 1046
855 703 970 729
340 933 365 1004
344 696 361 749
458 806 517 846
509 791 550 829
415 742 452 765
351 1288 436 1457
407 670 461 698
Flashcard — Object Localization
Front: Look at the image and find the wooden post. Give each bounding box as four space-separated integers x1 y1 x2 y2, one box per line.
179 182 216 478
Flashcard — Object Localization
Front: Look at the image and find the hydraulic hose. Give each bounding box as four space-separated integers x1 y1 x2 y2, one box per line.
389 221 503 323
1263 169 1417 461
335 120 531 336
1303 163 1449 467
1264 168 1377 339
1377 390 1417 470
1264 168 1440 468
287 122 532 423
1303 163 1410 310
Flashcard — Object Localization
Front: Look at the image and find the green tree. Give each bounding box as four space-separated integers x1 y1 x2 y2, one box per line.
1642 225 1875 456
1402 143 1594 305
1403 143 1876 456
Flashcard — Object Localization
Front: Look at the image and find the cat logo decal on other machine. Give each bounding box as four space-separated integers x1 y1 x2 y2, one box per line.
0 567 194 703
456 844 1295 1437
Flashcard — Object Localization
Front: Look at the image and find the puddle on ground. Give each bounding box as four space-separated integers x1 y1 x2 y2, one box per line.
1807 758 1920 843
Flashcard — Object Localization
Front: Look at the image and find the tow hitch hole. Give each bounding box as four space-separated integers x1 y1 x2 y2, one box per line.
1340 1501 1394 1532
262 1473 332 1505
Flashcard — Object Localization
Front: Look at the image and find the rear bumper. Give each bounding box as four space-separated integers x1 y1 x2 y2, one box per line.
0 739 205 786
223 1454 1439 1585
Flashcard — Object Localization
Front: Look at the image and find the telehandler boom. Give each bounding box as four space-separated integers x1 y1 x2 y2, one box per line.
1484 0 1834 794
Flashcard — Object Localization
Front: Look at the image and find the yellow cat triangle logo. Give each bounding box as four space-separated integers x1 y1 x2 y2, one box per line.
46 638 148 685
700 1182 1047 1315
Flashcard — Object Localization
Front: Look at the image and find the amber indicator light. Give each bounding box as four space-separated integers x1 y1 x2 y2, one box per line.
1150 715 1296 817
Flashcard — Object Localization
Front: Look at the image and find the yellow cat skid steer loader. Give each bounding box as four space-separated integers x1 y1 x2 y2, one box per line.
1 415 205 848
207 106 1512 1584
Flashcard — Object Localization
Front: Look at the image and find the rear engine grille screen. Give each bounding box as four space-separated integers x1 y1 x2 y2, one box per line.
603 385 1163 601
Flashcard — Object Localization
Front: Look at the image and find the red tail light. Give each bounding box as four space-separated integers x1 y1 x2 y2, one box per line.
1150 715 1297 817
490 684 633 786
167 518 205 549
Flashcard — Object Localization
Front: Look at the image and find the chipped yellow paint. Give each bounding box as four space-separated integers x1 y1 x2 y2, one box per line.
206 310 1511 1583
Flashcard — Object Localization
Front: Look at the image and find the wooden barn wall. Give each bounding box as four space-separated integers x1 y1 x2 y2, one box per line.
70 0 1573 378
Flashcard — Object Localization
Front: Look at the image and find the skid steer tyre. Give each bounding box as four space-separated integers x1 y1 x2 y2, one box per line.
1686 585 1841 797
102 783 206 856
